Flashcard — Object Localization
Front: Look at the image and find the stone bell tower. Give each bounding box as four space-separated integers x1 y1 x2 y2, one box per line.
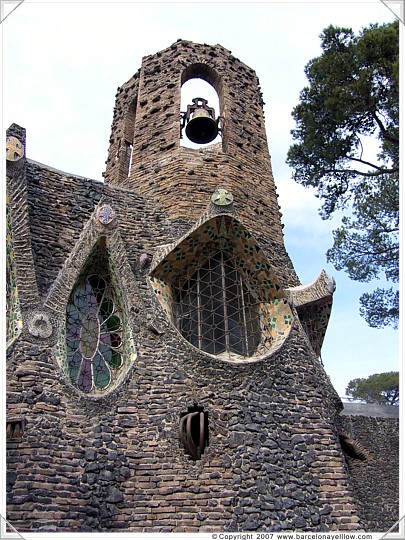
104 41 285 249
9 40 391 534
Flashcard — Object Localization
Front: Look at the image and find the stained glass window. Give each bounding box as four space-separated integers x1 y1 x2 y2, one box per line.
174 249 261 356
6 200 23 344
62 241 129 394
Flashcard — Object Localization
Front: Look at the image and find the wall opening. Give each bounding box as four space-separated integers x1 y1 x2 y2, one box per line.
180 78 221 149
339 433 370 464
6 419 24 441
121 98 137 179
179 404 209 460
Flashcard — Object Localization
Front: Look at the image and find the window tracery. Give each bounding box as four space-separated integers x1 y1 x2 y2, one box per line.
57 240 134 394
175 249 260 356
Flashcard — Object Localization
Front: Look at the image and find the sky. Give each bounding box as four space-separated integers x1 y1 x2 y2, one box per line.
1 0 402 398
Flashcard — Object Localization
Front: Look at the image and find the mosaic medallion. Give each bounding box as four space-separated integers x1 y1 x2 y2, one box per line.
96 205 115 225
28 312 53 339
6 136 24 162
211 188 233 206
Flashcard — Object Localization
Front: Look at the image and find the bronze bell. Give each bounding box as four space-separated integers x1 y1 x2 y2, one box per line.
181 97 220 144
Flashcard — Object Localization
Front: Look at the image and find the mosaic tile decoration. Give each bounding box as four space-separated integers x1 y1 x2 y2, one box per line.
6 199 23 345
150 215 293 360
6 136 24 162
55 238 136 395
297 301 333 357
96 204 115 225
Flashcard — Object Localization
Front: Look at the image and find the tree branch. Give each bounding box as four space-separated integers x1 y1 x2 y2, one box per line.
324 167 399 177
373 112 399 143
347 156 391 171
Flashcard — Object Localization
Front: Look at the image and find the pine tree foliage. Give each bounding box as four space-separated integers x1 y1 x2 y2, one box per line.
287 21 399 328
346 371 399 405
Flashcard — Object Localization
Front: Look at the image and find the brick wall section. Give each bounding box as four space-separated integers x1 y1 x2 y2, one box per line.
338 415 400 532
104 40 287 250
6 126 40 310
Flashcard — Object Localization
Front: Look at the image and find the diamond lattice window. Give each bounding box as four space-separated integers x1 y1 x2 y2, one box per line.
57 240 134 394
150 216 293 361
175 250 261 356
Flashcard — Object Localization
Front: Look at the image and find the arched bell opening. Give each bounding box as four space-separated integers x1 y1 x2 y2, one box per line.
180 63 224 150
150 216 293 361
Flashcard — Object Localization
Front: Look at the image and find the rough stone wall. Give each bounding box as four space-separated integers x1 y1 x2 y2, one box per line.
6 39 399 533
6 153 363 532
104 40 289 259
338 415 399 532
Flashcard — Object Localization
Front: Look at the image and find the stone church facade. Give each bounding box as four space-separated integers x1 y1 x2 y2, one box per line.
5 40 399 533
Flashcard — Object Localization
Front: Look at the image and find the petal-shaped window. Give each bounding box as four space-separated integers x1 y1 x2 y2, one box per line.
150 216 293 361
58 240 134 394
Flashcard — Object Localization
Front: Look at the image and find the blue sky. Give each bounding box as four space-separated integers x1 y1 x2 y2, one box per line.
2 0 402 397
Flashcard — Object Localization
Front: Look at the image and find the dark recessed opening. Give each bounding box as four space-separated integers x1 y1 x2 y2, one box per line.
339 434 368 462
179 404 209 460
6 419 24 441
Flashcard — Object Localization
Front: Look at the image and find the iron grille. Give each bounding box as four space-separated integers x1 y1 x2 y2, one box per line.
174 250 261 356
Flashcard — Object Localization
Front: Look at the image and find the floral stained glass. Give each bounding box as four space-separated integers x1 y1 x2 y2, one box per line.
63 242 129 394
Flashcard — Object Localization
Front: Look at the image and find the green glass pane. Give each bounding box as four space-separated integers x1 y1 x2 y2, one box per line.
100 298 114 319
110 351 122 369
99 341 122 369
104 314 121 332
93 352 111 389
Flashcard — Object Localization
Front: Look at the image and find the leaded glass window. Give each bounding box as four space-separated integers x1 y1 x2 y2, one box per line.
60 240 133 394
174 250 261 356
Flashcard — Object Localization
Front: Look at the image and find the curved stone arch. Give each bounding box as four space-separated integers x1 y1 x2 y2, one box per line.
45 202 143 317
